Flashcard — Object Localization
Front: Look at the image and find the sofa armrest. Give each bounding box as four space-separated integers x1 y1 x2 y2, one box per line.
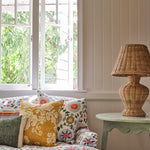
75 128 98 148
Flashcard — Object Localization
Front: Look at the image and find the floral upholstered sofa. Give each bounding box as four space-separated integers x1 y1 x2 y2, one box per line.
0 91 99 150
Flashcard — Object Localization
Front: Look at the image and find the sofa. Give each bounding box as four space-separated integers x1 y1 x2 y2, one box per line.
0 91 99 150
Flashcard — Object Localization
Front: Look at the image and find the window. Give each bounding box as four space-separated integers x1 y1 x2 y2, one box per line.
0 0 81 91
0 0 32 90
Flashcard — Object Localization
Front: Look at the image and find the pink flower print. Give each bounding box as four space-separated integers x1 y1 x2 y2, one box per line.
71 103 78 110
40 99 47 104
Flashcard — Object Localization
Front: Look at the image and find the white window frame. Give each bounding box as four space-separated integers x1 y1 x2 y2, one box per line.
32 0 39 90
0 0 33 90
77 0 83 91
40 0 74 90
0 0 85 97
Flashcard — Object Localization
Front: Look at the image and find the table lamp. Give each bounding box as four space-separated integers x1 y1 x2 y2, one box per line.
112 44 150 117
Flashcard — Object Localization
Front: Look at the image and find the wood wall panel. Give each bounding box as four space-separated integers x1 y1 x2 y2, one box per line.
111 0 121 91
94 0 104 90
103 0 112 92
129 0 138 42
119 0 129 87
138 0 147 44
83 0 95 90
83 0 150 98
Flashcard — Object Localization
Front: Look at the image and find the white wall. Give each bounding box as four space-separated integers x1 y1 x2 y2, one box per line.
83 0 150 150
84 0 150 96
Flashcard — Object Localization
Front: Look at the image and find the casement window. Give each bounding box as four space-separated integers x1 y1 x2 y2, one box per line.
0 0 82 92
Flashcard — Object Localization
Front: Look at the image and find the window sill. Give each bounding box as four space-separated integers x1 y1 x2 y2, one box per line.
0 90 87 98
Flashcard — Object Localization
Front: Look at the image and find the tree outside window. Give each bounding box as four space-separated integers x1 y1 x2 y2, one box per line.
0 0 78 90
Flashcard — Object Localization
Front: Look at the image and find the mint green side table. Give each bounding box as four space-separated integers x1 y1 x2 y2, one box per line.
96 113 150 150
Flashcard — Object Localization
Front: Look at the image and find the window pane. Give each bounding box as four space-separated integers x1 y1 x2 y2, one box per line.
40 0 78 90
0 0 32 86
2 0 15 24
58 0 68 26
45 0 69 86
1 25 30 84
45 0 57 24
17 0 31 25
45 24 69 84
73 0 78 89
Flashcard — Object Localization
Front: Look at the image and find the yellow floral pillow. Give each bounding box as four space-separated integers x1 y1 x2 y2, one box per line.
20 99 64 146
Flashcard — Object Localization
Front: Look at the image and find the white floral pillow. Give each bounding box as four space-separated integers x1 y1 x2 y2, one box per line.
75 128 98 147
37 91 88 143
0 96 38 119
0 95 38 111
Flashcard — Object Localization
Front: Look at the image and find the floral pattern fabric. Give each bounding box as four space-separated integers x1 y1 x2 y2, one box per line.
0 96 38 119
20 99 64 146
0 96 29 111
0 93 98 149
0 95 38 111
37 91 88 130
75 129 98 148
37 91 88 143
0 142 99 150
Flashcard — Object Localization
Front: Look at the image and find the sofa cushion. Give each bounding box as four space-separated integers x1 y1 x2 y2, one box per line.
0 110 20 119
37 91 88 143
0 115 27 148
37 91 88 130
20 99 64 146
0 96 38 119
0 96 30 111
0 95 38 111
76 129 98 148
0 142 99 150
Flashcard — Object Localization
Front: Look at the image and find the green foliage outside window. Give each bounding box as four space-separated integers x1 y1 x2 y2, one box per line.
1 10 77 88
44 13 69 84
1 13 30 84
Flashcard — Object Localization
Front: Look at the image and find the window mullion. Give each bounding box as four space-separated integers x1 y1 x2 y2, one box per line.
40 0 46 90
29 0 33 87
68 0 73 88
32 0 39 90
15 0 17 24
78 0 83 90
56 0 58 24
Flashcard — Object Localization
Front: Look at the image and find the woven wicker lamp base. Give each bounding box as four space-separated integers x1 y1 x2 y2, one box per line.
112 44 150 117
119 76 149 117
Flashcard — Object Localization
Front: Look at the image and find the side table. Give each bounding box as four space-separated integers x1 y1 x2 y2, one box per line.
96 113 150 150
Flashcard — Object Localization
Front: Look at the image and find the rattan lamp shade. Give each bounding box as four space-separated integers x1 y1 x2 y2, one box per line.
112 44 150 117
112 44 150 77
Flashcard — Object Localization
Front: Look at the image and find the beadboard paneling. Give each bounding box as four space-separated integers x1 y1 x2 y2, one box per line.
111 0 121 92
83 0 150 98
83 0 95 90
94 0 104 90
102 0 112 91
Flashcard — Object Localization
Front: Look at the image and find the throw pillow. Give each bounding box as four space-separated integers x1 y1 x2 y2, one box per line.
0 95 38 111
37 91 88 143
20 99 64 146
0 110 20 119
0 96 38 119
76 128 98 148
0 115 27 148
